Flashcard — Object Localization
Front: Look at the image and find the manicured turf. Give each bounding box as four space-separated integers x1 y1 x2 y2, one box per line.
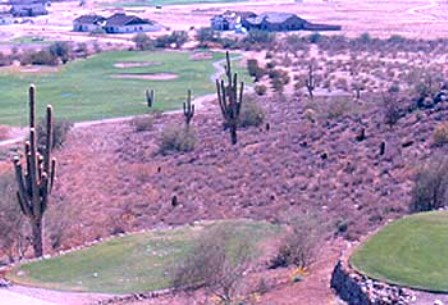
7 220 280 294
0 51 225 126
351 211 448 292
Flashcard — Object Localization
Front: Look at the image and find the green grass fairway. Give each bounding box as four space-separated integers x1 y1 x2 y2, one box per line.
351 211 448 292
7 220 280 294
0 51 226 126
110 0 244 7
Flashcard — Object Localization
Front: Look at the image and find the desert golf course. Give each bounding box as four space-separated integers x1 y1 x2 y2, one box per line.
351 211 448 293
7 220 280 294
0 50 245 126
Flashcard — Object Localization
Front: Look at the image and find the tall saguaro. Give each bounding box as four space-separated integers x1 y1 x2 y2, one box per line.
216 51 244 145
13 85 56 258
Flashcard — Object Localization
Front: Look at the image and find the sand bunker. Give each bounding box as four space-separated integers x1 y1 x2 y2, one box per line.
190 52 213 61
112 73 178 80
114 61 161 68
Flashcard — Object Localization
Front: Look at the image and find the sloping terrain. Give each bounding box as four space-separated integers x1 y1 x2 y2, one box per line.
52 92 445 246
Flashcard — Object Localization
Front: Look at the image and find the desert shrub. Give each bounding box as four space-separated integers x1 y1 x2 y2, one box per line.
247 59 266 81
0 172 27 263
239 99 265 128
433 122 448 146
254 84 267 96
169 223 254 304
382 92 401 126
196 27 221 45
37 118 73 151
269 69 290 93
132 33 154 51
155 31 188 48
131 116 153 132
242 30 275 45
410 157 448 212
48 42 72 64
159 126 196 154
273 211 325 269
45 200 73 250
326 97 352 119
22 49 58 66
307 32 322 44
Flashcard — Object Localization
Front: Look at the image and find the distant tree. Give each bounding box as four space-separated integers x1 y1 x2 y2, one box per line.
196 27 220 45
48 42 71 64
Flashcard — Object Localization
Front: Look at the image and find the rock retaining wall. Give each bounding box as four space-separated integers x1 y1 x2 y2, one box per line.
331 260 413 305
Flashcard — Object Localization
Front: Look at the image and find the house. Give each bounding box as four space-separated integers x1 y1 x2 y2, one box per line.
244 12 308 32
73 14 106 32
211 10 256 31
9 0 49 17
0 13 13 25
104 13 160 34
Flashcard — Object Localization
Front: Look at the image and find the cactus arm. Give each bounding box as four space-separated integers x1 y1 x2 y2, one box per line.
29 127 41 218
49 158 56 191
44 105 53 176
13 159 32 217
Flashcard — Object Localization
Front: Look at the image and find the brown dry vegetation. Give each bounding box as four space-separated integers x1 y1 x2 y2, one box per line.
41 79 447 260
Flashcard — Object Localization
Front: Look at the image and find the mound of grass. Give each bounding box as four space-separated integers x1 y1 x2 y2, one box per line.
351 211 448 292
7 220 280 294
0 51 229 126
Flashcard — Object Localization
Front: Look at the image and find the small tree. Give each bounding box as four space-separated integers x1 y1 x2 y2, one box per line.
12 85 56 258
170 224 254 305
132 33 154 51
273 211 325 269
216 51 244 145
410 157 448 212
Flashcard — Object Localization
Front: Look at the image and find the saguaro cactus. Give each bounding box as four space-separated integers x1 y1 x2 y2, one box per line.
146 89 155 108
13 85 56 258
216 51 244 145
183 90 195 128
305 63 315 99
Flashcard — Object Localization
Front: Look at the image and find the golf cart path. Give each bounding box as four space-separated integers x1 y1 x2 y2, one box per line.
0 285 111 305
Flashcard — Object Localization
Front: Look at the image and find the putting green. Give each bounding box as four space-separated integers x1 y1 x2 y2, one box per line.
351 211 448 292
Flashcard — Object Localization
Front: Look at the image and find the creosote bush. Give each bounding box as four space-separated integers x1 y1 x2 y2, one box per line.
239 98 265 128
410 157 448 212
273 211 326 269
131 115 153 132
169 223 254 305
159 125 197 155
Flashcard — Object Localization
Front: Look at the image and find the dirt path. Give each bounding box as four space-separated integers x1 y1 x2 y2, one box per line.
0 288 58 305
406 0 439 20
0 285 111 305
